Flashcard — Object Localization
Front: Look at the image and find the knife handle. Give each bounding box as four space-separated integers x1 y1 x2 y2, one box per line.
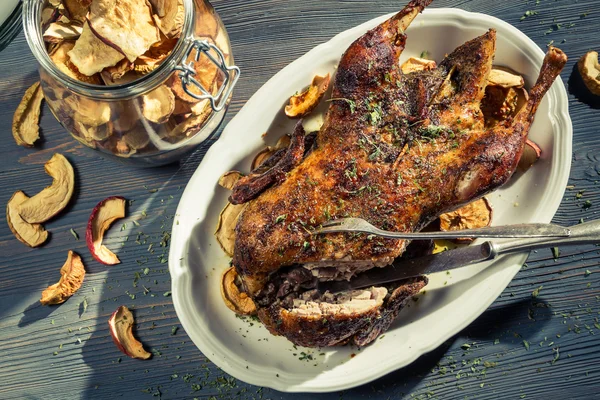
492 219 600 255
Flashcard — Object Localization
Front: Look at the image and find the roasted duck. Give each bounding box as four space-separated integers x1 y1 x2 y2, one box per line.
231 0 568 347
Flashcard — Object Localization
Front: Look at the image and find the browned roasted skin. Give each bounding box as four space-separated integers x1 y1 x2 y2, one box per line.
232 0 567 346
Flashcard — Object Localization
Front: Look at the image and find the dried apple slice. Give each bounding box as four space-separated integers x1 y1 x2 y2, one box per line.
100 59 134 85
285 74 330 118
578 51 600 96
108 306 151 360
487 67 525 88
152 0 183 38
74 120 113 141
65 96 111 127
221 266 257 315
50 40 103 84
169 56 219 104
439 198 492 243
6 191 49 248
88 0 160 63
62 0 91 23
215 202 245 257
517 139 542 173
251 147 276 170
12 82 44 147
401 57 437 74
40 250 86 305
86 196 126 265
43 21 83 43
68 22 125 76
142 85 175 123
18 154 75 224
218 171 244 190
122 128 150 150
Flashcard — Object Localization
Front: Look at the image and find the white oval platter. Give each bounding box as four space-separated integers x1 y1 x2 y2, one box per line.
169 7 572 393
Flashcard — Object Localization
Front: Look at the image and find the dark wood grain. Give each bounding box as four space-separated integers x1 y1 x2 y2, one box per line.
1 0 600 399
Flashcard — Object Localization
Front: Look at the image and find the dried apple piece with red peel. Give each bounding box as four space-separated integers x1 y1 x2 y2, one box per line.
18 154 75 224
221 267 257 316
12 81 44 147
439 197 493 243
108 306 151 360
401 57 437 74
40 250 86 305
517 139 542 173
169 55 219 104
285 74 331 118
6 191 49 248
86 196 126 265
88 0 160 63
68 22 125 76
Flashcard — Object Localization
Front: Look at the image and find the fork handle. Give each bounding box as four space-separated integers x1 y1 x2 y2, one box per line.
359 222 571 239
492 218 600 254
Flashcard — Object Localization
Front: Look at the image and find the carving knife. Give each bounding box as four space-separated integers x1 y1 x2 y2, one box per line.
317 219 600 294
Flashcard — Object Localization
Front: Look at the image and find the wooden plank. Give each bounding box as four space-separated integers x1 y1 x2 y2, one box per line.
1 0 600 399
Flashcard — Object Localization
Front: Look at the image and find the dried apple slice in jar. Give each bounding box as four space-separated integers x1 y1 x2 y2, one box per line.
18 153 75 224
62 0 91 23
86 196 126 265
6 191 49 248
87 0 160 63
68 22 125 76
43 21 83 43
100 59 134 85
142 85 175 124
151 0 184 39
439 198 493 243
12 81 44 147
40 250 86 305
50 40 103 84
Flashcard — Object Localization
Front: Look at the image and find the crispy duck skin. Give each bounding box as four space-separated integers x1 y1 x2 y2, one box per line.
232 0 567 346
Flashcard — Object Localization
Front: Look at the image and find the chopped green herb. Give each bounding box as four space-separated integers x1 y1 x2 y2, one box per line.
171 326 179 336
70 228 79 240
532 286 543 298
551 347 560 365
585 270 592 277
520 10 538 21
420 50 430 59
494 338 500 345
163 291 172 297
523 340 530 351
460 343 471 350
143 267 150 275
275 214 287 224
81 297 88 317
583 200 592 209
552 247 560 259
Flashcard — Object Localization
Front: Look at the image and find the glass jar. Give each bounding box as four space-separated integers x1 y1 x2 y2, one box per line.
23 0 239 166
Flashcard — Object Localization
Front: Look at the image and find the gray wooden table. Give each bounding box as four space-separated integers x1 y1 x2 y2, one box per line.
1 0 600 398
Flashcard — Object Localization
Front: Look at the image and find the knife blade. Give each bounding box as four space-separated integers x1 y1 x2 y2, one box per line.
317 242 496 294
